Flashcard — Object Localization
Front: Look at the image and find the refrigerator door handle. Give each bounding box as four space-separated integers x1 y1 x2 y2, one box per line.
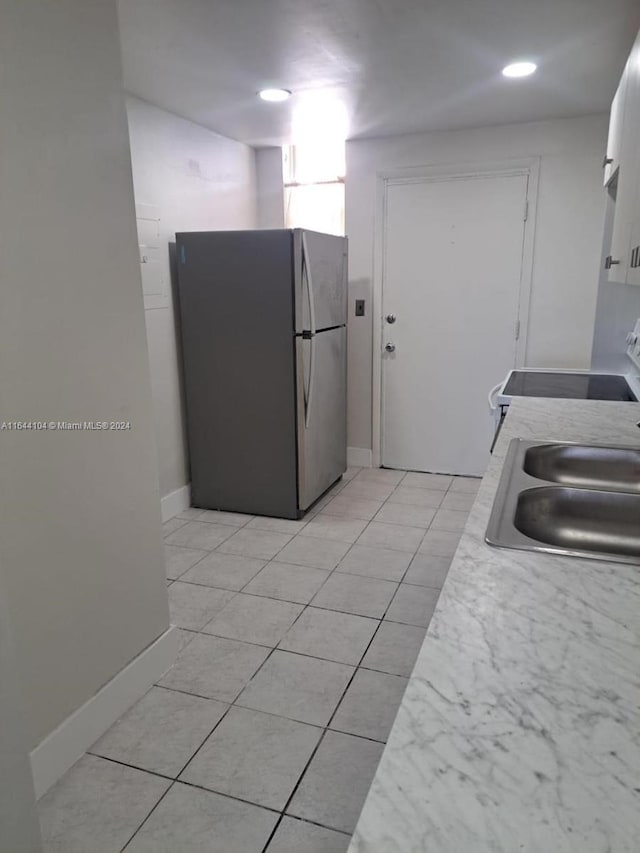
305 334 316 429
302 232 317 428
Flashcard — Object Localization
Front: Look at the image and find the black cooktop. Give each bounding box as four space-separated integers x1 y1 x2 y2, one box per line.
503 371 637 401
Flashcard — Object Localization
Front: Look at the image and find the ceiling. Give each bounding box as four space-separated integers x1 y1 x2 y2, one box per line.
117 0 640 147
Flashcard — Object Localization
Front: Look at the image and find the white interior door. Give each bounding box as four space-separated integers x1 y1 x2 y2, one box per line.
381 171 529 475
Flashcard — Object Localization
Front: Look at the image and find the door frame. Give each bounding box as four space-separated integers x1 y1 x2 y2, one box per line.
371 157 540 468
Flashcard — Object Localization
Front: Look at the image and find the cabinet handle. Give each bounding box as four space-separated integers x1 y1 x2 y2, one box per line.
603 155 614 169
605 255 620 270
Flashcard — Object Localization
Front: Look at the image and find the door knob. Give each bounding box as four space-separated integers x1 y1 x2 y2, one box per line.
385 342 396 353
386 313 396 324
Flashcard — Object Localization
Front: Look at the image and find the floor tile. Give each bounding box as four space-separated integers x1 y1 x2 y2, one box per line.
354 468 405 485
266 816 350 853
419 529 461 557
356 521 425 553
180 551 266 591
177 629 197 652
245 516 309 534
158 634 270 702
403 553 452 588
202 593 303 647
91 687 227 778
38 754 169 853
361 621 426 676
287 731 384 834
180 707 321 810
303 515 368 543
373 502 436 528
336 544 411 582
385 584 440 627
431 508 469 532
320 478 346 498
278 607 378 665
274 536 350 570
162 517 188 537
321 494 383 520
217 528 293 560
243 562 330 604
440 490 477 511
193 509 253 526
311 573 397 619
449 475 481 493
167 582 235 631
402 472 452 490
340 480 396 501
165 521 236 551
125 782 278 853
237 650 353 726
342 466 361 482
387 485 444 508
310 480 345 510
331 669 408 742
164 545 208 580
178 507 206 520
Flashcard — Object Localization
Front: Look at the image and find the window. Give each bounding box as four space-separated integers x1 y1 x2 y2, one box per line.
283 142 345 236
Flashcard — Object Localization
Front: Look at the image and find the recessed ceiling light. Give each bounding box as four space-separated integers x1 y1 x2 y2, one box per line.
502 61 537 78
258 88 291 102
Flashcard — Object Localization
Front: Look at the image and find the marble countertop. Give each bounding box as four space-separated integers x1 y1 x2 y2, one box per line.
350 398 640 853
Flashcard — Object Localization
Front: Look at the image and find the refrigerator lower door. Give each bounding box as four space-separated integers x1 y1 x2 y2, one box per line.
296 326 347 510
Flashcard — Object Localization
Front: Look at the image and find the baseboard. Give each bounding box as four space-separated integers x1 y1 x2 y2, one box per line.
160 484 191 522
30 625 179 799
347 447 373 468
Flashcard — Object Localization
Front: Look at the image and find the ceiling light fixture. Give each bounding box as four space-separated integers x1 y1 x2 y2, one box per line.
258 88 291 102
502 61 537 78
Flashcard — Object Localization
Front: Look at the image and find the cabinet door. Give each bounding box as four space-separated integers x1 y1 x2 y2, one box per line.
607 36 640 283
604 78 626 187
623 34 640 285
627 218 640 287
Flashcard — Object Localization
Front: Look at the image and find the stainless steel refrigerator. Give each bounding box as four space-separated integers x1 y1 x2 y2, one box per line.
175 228 348 519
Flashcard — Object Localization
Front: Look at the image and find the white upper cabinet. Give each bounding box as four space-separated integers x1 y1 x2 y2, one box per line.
606 31 640 284
626 40 640 287
604 77 626 187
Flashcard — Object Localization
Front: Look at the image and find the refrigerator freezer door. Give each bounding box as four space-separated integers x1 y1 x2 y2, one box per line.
295 230 348 333
296 326 347 509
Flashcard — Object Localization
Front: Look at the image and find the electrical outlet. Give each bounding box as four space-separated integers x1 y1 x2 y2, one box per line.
355 299 365 317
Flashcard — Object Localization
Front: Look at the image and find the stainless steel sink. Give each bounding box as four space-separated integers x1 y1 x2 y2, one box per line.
486 439 640 564
514 486 640 559
523 443 640 493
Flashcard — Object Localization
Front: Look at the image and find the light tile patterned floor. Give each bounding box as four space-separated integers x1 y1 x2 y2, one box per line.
38 467 478 853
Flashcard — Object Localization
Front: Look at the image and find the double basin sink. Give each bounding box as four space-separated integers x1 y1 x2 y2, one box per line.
486 440 640 564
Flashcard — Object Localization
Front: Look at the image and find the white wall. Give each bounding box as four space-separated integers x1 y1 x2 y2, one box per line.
346 114 608 450
0 0 169 752
126 98 257 501
256 147 285 228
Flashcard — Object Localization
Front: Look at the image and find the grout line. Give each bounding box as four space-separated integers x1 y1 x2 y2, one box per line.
119 777 176 851
160 634 426 689
88 751 175 783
